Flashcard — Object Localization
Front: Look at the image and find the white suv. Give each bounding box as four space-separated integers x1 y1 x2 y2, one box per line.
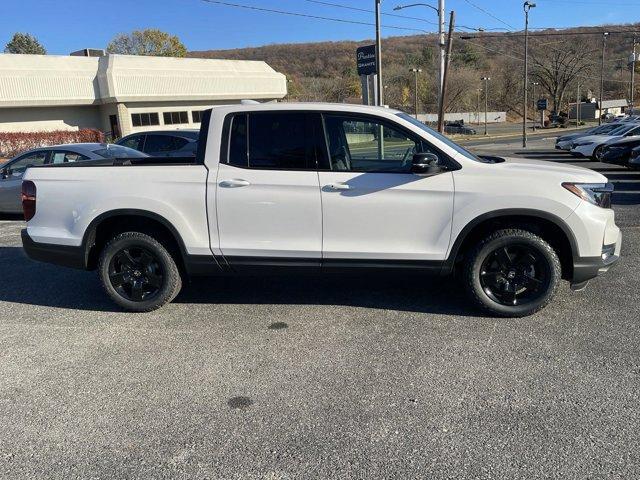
21 103 621 317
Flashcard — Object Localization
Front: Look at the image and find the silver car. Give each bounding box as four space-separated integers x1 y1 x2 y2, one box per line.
0 143 146 214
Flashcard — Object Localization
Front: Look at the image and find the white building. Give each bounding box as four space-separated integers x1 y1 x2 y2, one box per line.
0 53 287 137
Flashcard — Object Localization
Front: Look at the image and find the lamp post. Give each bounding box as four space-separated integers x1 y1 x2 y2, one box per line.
477 88 482 125
394 2 445 113
631 36 637 113
531 81 539 131
410 68 422 118
523 1 536 148
599 31 609 125
481 77 490 135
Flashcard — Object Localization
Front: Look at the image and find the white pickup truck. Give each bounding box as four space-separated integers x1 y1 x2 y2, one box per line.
21 103 621 317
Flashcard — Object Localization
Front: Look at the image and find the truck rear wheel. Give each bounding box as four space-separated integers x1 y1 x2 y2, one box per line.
463 229 561 317
98 232 182 312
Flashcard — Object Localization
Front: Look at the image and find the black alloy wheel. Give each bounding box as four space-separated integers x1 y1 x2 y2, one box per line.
108 247 164 302
479 243 550 307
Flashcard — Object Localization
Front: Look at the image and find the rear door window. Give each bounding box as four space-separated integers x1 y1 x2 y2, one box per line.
144 135 177 153
51 151 90 164
120 135 145 151
227 112 325 170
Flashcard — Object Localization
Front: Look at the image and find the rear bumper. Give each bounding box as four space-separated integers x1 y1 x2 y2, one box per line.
570 233 622 288
21 229 87 270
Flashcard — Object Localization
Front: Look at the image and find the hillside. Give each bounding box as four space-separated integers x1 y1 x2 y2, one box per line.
190 24 640 118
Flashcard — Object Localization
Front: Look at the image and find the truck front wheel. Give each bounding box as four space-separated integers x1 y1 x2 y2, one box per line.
463 229 561 317
98 232 182 312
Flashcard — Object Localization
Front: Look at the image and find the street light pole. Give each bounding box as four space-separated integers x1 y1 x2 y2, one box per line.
477 88 482 125
523 1 536 148
481 77 490 135
599 31 609 125
577 83 581 126
631 36 637 113
394 3 444 119
531 81 539 131
410 68 422 118
375 0 384 106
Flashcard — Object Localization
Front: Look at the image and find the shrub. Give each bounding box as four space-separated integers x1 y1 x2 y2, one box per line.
0 129 105 158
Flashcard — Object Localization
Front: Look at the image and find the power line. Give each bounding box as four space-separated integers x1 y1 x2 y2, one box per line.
461 29 640 39
199 0 430 33
460 0 516 31
302 0 439 26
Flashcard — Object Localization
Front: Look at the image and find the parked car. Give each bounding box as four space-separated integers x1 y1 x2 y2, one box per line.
599 136 640 166
21 103 621 317
116 130 199 157
570 123 640 160
444 122 476 135
555 123 625 151
628 146 640 170
0 143 146 214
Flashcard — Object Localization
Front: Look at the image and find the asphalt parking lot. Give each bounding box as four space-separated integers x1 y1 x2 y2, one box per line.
0 136 639 479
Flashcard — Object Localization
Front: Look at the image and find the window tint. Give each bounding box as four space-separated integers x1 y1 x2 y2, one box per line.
172 137 189 150
144 135 178 153
51 151 89 164
229 114 248 167
163 111 189 125
7 151 47 177
131 113 159 127
249 113 310 169
119 135 144 151
324 114 433 172
192 110 205 123
93 145 148 158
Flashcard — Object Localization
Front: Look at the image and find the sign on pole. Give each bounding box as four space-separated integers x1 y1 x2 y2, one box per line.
537 99 548 111
356 45 377 76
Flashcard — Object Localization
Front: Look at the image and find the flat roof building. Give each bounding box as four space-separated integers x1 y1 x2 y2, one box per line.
0 53 287 137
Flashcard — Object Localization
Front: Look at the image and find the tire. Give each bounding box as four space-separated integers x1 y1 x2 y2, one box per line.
591 145 604 161
98 232 182 312
463 229 561 317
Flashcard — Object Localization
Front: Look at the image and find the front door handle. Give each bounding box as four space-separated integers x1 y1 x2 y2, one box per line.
220 179 250 188
326 183 351 191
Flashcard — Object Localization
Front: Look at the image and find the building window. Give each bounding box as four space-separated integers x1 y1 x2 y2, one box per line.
192 110 206 123
163 111 189 125
131 113 160 127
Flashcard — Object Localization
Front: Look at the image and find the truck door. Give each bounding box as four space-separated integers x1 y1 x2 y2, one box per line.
318 113 455 263
215 111 325 268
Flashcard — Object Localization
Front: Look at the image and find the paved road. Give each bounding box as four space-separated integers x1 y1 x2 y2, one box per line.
0 139 638 478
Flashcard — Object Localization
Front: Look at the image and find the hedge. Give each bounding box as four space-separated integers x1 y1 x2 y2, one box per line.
0 129 105 158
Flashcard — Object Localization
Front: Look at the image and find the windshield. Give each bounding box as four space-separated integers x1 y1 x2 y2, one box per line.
396 113 484 162
92 145 148 159
607 124 636 136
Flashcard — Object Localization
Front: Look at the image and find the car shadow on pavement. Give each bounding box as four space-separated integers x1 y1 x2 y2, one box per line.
0 246 478 316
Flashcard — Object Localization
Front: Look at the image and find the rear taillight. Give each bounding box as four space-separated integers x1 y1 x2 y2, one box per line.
22 180 36 221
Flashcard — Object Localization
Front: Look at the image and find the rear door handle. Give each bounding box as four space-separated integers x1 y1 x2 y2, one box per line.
326 183 351 191
220 179 250 188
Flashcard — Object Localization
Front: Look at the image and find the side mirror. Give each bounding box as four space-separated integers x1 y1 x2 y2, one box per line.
411 153 443 174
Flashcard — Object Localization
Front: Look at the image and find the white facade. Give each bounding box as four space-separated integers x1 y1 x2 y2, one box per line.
0 53 287 136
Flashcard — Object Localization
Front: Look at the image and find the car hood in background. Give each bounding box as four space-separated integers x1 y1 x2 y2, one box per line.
497 156 608 183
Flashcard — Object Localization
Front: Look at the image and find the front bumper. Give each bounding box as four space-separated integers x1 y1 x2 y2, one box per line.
556 140 574 151
570 231 622 288
600 150 630 166
21 229 87 270
571 144 596 157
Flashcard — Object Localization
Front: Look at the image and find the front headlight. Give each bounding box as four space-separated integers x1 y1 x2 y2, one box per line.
562 182 613 208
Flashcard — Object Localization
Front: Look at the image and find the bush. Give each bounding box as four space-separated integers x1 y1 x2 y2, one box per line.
0 129 105 158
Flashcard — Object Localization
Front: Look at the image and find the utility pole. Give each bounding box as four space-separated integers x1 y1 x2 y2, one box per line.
531 81 539 131
477 88 482 125
481 77 490 135
410 68 422 118
523 1 536 148
631 36 637 113
437 10 455 134
577 83 581 126
375 0 383 106
599 31 609 125
438 0 445 99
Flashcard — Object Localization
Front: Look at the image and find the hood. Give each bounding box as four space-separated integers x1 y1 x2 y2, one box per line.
498 157 608 183
573 134 621 144
558 131 591 142
604 135 640 147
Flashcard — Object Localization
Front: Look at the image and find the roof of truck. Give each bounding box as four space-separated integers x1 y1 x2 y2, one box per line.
213 102 402 115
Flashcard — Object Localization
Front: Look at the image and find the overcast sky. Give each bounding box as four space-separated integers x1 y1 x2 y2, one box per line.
1 0 638 54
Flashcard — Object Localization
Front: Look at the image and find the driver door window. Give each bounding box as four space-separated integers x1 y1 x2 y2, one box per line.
323 115 434 173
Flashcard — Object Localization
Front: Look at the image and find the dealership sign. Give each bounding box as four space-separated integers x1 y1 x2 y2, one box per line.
537 99 548 111
356 45 377 76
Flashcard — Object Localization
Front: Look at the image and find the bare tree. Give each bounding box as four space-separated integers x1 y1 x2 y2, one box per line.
531 42 594 113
